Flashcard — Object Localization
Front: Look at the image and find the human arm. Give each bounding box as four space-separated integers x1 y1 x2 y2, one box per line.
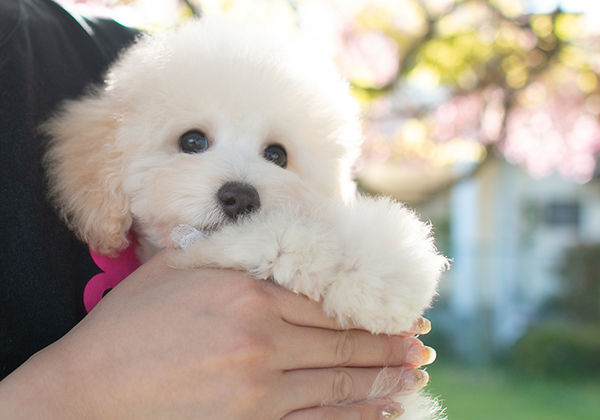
0 250 434 420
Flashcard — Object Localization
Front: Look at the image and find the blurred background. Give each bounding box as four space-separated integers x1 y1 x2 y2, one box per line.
55 0 600 418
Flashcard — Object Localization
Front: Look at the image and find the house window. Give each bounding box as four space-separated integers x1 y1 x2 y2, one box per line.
544 202 579 226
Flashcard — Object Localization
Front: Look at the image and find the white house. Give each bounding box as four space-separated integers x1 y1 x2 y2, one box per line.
362 156 600 360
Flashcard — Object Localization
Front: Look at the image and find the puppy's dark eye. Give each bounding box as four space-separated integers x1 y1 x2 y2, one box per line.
263 144 287 168
180 130 209 154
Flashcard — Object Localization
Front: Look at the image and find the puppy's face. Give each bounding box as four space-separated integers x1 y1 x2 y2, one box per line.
118 83 344 250
44 19 362 257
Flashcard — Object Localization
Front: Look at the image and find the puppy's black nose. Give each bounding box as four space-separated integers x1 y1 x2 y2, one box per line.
217 182 261 220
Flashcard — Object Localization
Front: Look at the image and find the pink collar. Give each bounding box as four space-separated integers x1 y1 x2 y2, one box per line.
84 239 141 312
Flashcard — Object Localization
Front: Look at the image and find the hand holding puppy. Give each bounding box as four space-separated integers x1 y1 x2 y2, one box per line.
0 252 433 420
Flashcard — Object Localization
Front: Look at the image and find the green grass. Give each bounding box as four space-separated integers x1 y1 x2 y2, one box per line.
425 363 600 420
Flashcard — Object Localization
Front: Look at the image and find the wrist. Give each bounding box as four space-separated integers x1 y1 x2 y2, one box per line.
0 342 99 420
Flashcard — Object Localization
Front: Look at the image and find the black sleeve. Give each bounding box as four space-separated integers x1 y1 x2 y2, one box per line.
0 0 140 380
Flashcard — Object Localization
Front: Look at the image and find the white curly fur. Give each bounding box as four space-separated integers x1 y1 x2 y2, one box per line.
44 17 447 419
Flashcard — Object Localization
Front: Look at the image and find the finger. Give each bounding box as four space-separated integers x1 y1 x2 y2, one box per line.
266 280 433 337
266 284 346 330
279 367 429 410
406 317 432 336
276 327 435 370
281 401 405 420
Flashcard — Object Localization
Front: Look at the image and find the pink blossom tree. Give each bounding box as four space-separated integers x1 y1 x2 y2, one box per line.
56 0 600 185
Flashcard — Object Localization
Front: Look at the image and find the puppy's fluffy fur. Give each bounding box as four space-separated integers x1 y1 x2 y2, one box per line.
44 18 447 419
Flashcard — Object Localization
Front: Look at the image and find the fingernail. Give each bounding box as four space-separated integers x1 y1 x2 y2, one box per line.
402 369 429 390
406 345 437 366
381 403 405 419
408 317 431 335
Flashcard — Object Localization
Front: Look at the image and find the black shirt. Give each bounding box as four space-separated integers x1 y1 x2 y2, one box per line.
0 0 139 379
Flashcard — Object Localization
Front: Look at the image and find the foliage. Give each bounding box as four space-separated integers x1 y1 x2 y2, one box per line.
339 0 600 184
510 321 600 378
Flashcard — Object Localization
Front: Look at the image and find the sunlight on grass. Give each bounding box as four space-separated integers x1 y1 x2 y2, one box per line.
426 363 600 420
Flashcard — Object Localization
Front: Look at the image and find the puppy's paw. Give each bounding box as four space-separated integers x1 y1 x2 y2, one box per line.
167 220 280 276
259 210 339 301
322 271 422 333
271 259 328 301
321 196 448 334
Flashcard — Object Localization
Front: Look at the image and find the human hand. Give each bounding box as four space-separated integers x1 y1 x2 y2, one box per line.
0 251 435 420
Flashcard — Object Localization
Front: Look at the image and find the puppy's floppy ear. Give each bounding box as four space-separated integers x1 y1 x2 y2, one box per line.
43 90 132 257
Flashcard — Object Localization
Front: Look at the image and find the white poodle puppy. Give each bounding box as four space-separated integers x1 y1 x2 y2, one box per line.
44 18 447 419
